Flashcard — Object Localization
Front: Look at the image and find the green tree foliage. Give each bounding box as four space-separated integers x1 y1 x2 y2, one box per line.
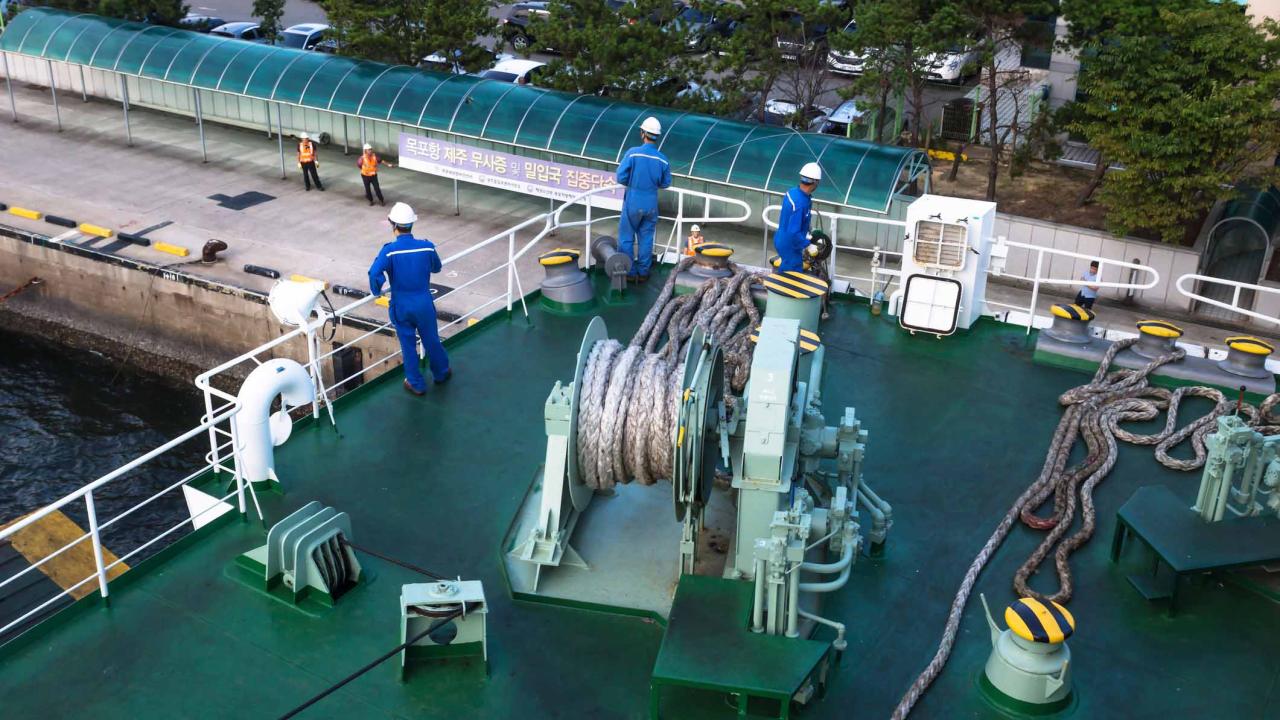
530 0 700 105
831 0 967 145
252 0 286 44
32 0 187 24
1062 2 1280 243
707 0 847 122
320 0 496 71
955 0 1052 201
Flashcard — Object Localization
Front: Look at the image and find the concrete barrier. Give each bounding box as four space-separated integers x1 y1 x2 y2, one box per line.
152 242 189 258
79 223 114 238
8 207 42 221
116 232 151 247
44 214 78 229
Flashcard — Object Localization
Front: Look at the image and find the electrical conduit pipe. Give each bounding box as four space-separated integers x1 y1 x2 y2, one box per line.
235 359 315 484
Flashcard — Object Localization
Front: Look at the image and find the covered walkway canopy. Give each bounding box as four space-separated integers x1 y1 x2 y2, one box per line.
0 7 929 214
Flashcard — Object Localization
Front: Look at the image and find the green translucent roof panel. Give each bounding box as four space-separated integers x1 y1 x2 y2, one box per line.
268 52 331 104
329 60 390 114
2 7 927 213
40 15 99 61
115 26 180 74
216 44 281 95
356 66 419 120
449 80 519 137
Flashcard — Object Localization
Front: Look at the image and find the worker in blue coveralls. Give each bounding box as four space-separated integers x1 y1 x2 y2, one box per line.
368 202 452 396
615 116 673 283
773 162 823 273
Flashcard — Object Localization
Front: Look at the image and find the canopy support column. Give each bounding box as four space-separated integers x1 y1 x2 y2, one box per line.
119 75 132 146
47 60 61 132
78 64 87 102
265 99 272 139
3 52 16 122
194 88 207 163
359 118 366 149
275 103 286 180
342 115 348 154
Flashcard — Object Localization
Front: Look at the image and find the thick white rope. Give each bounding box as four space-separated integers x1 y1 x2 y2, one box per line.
576 259 763 490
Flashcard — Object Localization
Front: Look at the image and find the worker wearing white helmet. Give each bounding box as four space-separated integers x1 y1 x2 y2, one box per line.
614 116 672 283
356 142 394 206
773 162 822 273
297 132 323 192
368 202 452 395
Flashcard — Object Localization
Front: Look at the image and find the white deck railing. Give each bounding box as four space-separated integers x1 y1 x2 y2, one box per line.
986 237 1161 334
0 184 751 641
1175 274 1280 328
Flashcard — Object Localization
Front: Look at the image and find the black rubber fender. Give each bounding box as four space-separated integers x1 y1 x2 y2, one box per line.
44 214 77 228
116 232 151 246
243 264 281 279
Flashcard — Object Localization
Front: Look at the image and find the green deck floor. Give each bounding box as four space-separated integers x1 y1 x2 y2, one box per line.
2 274 1278 719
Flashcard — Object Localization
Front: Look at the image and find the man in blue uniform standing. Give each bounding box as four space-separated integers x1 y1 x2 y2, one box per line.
369 202 452 396
774 162 822 273
616 116 672 283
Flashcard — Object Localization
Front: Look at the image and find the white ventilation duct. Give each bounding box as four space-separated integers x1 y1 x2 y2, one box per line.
235 358 315 485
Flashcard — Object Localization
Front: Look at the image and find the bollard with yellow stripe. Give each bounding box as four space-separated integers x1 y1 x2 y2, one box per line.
1042 303 1097 346
981 593 1076 709
1132 319 1184 361
1220 335 1276 379
1004 597 1075 644
539 248 594 312
762 271 828 332
538 248 580 266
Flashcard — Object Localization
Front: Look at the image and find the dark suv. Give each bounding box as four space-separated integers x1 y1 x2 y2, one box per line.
775 10 829 60
501 0 638 52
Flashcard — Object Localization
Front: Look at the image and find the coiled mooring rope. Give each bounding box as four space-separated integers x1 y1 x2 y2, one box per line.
892 337 1280 719
576 258 763 491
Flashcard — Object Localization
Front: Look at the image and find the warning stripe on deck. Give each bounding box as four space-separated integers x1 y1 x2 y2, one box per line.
0 510 128 600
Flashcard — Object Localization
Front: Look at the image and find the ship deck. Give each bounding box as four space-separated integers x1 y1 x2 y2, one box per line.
2 273 1278 719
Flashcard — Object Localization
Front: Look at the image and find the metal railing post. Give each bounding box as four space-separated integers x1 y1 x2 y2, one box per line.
203 391 221 474
276 103 286 179
3 51 17 122
46 59 61 132
507 232 515 313
584 201 593 268
1026 251 1044 336
828 216 839 279
84 492 110 599
194 89 207 163
229 418 246 515
119 75 132 146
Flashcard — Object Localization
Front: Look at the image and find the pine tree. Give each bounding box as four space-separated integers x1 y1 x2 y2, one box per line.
252 0 286 44
320 0 496 70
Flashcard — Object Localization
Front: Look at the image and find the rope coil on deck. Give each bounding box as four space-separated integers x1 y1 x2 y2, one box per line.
577 258 763 491
892 337 1280 719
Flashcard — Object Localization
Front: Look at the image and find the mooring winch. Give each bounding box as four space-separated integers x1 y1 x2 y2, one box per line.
506 261 895 672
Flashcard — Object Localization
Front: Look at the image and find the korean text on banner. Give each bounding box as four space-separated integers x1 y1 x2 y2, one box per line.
398 133 624 210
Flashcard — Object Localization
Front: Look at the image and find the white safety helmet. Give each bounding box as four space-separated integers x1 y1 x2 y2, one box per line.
387 202 417 227
300 132 310 141
640 116 662 137
691 224 701 233
362 143 372 151
800 162 822 183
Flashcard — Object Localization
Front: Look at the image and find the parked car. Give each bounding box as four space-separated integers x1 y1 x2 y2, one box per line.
480 58 547 85
775 10 829 60
826 20 868 75
667 1 735 53
420 49 468 75
808 98 899 140
179 13 225 33
500 2 552 52
926 44 978 84
280 23 330 50
209 22 267 42
762 98 833 129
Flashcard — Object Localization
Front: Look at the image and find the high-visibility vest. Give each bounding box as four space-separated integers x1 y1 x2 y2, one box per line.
298 141 315 163
359 153 379 177
685 234 705 256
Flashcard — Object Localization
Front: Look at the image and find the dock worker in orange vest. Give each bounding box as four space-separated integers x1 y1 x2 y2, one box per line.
357 143 394 206
684 224 705 256
297 132 324 192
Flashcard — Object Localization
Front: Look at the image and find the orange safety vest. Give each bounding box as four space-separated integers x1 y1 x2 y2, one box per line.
298 140 315 163
685 234 705 256
359 152 379 177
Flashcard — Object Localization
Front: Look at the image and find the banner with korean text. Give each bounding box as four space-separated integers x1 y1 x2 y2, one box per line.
398 133 624 210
